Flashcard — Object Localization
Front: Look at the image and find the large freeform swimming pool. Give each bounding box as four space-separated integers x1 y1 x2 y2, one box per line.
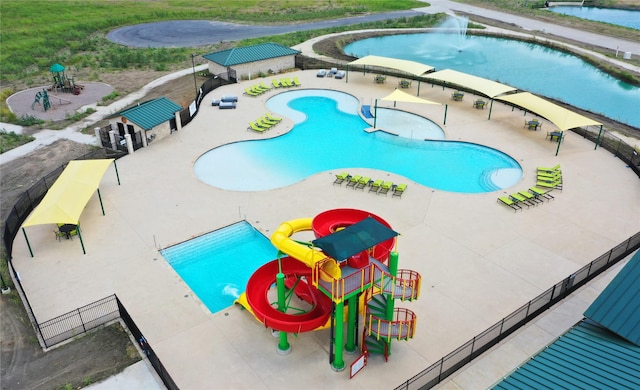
194 90 522 193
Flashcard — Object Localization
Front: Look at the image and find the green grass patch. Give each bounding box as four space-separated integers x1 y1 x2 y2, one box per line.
0 129 35 153
0 0 424 86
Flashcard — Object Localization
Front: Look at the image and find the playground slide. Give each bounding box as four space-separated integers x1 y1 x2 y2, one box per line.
243 257 333 333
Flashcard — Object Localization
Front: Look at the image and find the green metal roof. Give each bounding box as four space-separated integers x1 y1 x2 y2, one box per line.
120 97 181 131
584 249 640 346
493 320 640 389
203 43 300 66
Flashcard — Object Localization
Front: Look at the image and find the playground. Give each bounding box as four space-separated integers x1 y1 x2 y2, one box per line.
7 81 114 122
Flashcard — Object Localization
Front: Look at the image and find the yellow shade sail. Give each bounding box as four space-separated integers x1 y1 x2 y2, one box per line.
496 92 602 131
381 89 441 105
348 55 434 77
425 69 517 98
22 159 114 227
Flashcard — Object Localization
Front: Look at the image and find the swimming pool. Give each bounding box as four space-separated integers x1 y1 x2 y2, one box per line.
344 33 640 129
193 90 522 193
161 221 276 314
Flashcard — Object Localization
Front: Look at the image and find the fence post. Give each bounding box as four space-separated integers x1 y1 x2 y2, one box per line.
78 308 87 332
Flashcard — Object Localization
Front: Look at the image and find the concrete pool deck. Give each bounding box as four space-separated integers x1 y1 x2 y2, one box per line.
10 68 640 389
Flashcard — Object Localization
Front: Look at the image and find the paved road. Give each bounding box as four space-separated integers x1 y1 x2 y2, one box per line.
107 10 423 48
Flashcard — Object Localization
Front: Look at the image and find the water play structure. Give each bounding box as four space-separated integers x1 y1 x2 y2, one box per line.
236 208 421 375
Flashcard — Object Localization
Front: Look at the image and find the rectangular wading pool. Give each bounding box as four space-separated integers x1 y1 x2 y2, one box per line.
161 221 277 314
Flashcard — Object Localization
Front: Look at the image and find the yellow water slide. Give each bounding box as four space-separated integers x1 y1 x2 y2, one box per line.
270 218 341 279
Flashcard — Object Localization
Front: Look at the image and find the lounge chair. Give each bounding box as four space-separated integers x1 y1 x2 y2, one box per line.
369 179 383 193
529 186 555 200
259 82 272 91
335 70 345 79
280 78 293 87
265 113 282 122
272 79 282 88
53 230 67 241
378 181 393 195
537 171 561 179
510 193 534 208
536 180 562 191
346 175 361 188
537 164 561 173
355 177 371 190
518 190 543 204
328 68 338 77
244 88 260 97
334 172 350 185
498 196 522 212
292 76 301 87
317 69 327 78
255 119 273 129
253 84 269 93
392 184 407 197
260 116 279 126
248 122 267 132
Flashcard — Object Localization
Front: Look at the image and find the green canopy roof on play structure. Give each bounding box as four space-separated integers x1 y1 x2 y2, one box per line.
49 63 65 73
312 217 398 261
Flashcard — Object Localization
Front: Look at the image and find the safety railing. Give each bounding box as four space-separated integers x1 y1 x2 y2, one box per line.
365 307 417 342
374 268 421 301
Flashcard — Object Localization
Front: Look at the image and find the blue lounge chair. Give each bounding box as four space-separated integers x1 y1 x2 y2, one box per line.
317 69 327 78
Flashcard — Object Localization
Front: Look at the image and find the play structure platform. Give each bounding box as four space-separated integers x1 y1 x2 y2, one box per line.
236 208 421 376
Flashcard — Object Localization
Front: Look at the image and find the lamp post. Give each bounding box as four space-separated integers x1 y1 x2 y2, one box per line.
191 53 198 97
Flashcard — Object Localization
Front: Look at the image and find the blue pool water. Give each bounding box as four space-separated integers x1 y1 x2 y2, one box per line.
548 6 640 30
161 221 276 314
194 90 522 193
344 33 640 128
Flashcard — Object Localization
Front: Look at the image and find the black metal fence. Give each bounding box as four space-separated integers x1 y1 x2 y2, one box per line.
394 232 640 390
573 126 640 176
179 73 235 128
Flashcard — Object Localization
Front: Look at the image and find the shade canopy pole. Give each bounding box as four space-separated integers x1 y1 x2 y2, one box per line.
488 100 494 120
594 125 603 150
417 80 421 96
97 189 105 216
373 99 378 128
113 160 121 185
555 132 564 156
21 228 34 257
345 65 349 83
77 225 86 254
444 104 448 125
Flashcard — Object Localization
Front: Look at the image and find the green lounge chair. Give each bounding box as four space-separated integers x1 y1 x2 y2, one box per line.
518 190 543 204
498 196 521 212
252 85 268 93
510 193 534 208
346 175 361 188
261 116 279 126
248 122 267 132
369 179 383 193
334 172 350 185
255 119 273 129
259 82 272 91
392 184 407 197
292 76 301 87
265 113 282 122
529 186 554 200
537 164 561 173
537 171 561 179
378 181 393 195
536 180 562 191
272 79 282 88
355 177 371 190
244 88 260 97
280 78 292 87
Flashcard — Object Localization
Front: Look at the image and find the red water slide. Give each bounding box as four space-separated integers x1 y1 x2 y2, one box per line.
244 257 333 333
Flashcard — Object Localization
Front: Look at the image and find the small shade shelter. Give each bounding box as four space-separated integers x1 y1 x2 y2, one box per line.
496 92 602 155
312 217 398 261
346 55 435 96
376 89 444 126
21 159 120 256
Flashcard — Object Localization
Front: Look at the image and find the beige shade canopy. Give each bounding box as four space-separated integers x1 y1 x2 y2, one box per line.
496 92 602 131
348 55 434 77
380 89 441 105
425 69 517 98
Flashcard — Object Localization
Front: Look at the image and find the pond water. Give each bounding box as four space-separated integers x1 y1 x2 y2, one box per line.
548 6 640 30
344 33 640 129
